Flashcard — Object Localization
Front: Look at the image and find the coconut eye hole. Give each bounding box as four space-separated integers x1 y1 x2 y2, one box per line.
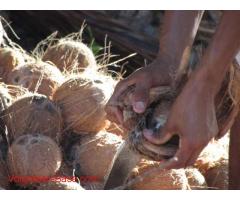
14 76 20 83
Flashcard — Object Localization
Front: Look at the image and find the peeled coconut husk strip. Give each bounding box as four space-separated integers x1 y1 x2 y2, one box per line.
0 157 9 189
6 61 64 98
204 158 228 190
2 94 63 143
36 181 84 190
7 134 62 185
53 71 115 134
0 82 12 113
42 39 96 72
69 131 123 187
184 168 207 190
126 159 189 190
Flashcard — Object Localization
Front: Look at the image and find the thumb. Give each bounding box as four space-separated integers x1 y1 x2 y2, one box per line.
131 83 150 114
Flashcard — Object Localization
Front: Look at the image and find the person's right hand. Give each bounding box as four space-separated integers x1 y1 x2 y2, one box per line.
105 58 173 125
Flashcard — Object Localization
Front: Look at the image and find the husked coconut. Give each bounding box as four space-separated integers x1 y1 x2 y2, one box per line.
36 181 84 190
3 94 62 142
53 72 115 134
69 131 123 185
7 134 62 185
7 61 64 98
127 159 189 190
42 40 96 72
0 47 25 82
0 83 12 112
185 168 207 190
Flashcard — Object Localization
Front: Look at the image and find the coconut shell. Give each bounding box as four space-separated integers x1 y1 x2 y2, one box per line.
7 134 62 184
69 131 123 185
0 157 9 189
185 168 207 190
36 181 84 190
0 47 25 82
127 159 189 190
42 40 96 72
7 61 64 98
204 158 228 190
53 73 115 134
3 94 63 142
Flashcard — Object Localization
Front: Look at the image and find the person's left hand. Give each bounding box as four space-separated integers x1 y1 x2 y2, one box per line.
143 69 219 169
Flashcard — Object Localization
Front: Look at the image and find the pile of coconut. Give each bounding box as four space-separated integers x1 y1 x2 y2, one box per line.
0 24 231 190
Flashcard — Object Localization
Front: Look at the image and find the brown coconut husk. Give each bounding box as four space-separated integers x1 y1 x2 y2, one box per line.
69 131 123 187
6 61 64 98
0 82 12 113
184 168 207 190
7 134 62 185
0 47 25 82
204 158 228 190
53 71 116 134
106 122 126 139
126 158 189 190
0 156 9 189
36 181 84 190
42 37 97 73
2 94 63 143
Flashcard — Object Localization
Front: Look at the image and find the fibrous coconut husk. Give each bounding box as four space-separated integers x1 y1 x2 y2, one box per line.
204 158 228 190
7 134 62 185
53 71 116 134
0 156 9 189
36 181 84 190
68 131 123 187
106 122 126 139
2 94 63 143
42 39 97 73
0 82 12 113
126 158 189 190
0 47 25 82
184 168 207 190
6 61 64 98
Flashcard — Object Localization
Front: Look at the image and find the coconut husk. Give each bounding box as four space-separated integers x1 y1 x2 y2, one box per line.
126 158 189 190
184 168 207 190
204 158 228 190
6 61 64 98
42 38 97 73
68 131 123 187
2 94 63 143
0 156 9 189
53 71 115 134
106 122 126 139
0 82 12 113
7 134 62 185
0 47 25 82
36 181 84 190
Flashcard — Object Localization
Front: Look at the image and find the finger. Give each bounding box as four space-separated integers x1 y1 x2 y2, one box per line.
131 83 150 113
143 128 173 145
185 148 203 167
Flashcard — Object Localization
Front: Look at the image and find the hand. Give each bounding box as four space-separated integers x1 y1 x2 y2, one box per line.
105 58 173 125
143 69 219 169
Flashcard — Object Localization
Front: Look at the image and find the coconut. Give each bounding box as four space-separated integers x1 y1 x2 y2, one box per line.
69 131 123 186
42 40 96 72
0 157 9 189
0 47 25 82
3 94 62 142
0 83 12 113
6 61 64 98
7 134 62 184
36 181 84 190
185 168 207 190
53 72 115 134
204 158 228 190
127 159 189 190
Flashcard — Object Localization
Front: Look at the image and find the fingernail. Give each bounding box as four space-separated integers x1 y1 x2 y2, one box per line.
143 129 154 138
133 101 145 113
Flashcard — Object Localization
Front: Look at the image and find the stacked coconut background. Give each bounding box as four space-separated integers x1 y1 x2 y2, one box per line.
0 22 229 190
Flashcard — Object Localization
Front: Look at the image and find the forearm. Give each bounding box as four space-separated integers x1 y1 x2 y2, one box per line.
196 11 240 94
157 11 204 71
